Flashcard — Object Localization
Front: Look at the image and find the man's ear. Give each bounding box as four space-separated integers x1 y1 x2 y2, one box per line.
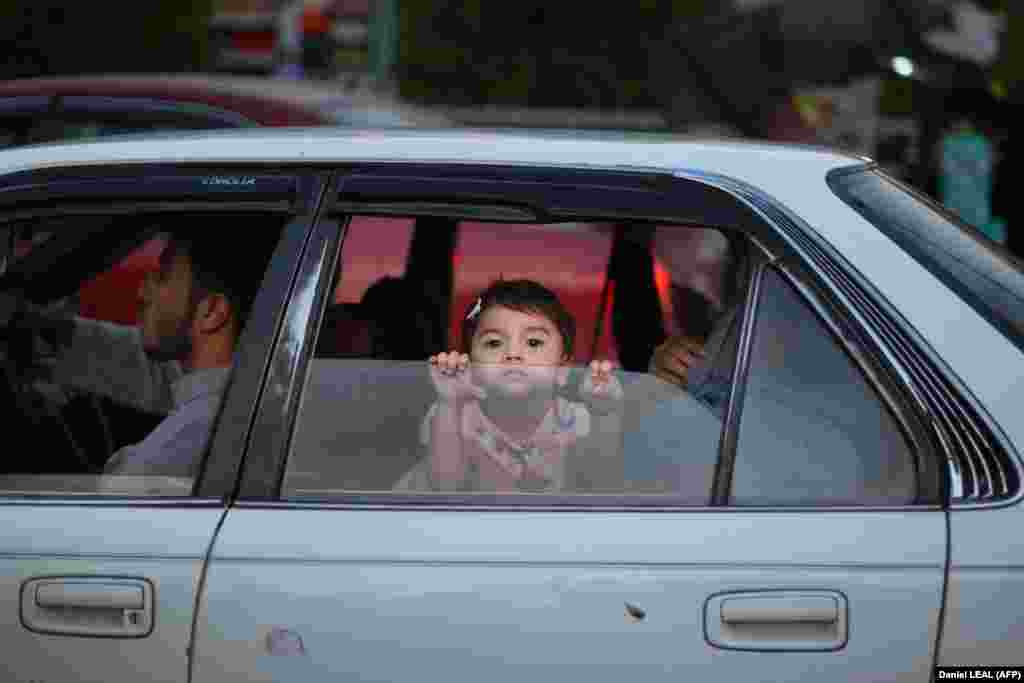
194 293 234 335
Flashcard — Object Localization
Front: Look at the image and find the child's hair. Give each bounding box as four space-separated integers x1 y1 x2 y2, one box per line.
461 279 575 359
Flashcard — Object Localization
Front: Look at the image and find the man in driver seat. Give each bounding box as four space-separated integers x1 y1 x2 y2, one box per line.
45 227 276 478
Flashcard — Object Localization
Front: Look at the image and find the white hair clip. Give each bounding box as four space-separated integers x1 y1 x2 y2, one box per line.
466 297 483 321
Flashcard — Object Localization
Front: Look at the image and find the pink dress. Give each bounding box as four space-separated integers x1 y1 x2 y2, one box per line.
421 397 591 491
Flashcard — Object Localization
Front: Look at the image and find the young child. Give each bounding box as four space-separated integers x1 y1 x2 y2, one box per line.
423 279 623 492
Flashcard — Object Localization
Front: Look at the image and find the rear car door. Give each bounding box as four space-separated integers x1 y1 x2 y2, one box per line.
194 167 948 682
0 165 327 682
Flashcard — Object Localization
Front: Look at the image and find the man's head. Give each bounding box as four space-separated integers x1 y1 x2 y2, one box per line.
137 220 278 370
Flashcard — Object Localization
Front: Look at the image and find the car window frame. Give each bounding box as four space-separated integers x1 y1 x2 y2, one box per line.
232 163 945 510
0 164 331 505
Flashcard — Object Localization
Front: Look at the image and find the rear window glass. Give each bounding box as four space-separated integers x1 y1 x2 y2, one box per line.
829 167 1024 352
285 218 752 502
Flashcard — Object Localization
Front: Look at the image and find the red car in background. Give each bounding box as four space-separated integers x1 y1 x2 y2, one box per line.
0 74 450 323
0 74 449 149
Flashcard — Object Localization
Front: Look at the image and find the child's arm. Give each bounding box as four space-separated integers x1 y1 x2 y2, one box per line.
427 352 487 490
429 400 466 489
575 360 625 492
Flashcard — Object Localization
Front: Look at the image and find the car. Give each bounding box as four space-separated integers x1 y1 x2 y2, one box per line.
0 128 1021 682
0 74 451 149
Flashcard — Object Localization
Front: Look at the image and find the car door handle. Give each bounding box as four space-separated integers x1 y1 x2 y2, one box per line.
36 583 144 610
20 577 154 637
705 590 848 651
720 595 838 624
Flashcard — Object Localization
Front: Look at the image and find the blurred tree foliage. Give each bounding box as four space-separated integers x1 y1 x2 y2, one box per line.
397 0 711 108
0 1 214 80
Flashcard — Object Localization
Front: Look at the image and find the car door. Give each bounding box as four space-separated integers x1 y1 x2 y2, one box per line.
193 168 947 682
0 165 327 683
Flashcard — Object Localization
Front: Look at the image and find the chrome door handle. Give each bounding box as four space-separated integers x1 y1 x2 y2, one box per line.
705 590 848 651
720 595 838 624
21 577 153 637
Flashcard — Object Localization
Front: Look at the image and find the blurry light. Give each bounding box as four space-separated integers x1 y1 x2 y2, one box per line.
891 56 915 78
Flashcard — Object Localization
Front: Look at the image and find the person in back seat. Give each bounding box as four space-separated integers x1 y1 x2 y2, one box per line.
621 228 747 498
359 276 441 360
647 227 745 418
316 303 373 358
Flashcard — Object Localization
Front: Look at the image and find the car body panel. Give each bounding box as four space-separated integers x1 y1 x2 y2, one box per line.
0 505 223 683
941 504 1024 667
194 508 944 682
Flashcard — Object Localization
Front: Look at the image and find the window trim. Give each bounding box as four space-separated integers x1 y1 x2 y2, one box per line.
228 180 343 501
711 260 765 506
198 172 335 499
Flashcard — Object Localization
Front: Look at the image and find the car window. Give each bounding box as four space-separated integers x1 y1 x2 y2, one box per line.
830 167 1024 354
0 210 285 497
731 267 917 506
284 218 750 502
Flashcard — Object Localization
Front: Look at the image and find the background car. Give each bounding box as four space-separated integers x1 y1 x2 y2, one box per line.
0 128 1021 682
0 74 450 148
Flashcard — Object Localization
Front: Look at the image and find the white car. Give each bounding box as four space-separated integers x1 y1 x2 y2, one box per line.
0 128 1020 682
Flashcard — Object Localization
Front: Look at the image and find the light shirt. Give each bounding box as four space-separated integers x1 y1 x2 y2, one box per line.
103 366 230 477
420 397 591 492
50 316 230 478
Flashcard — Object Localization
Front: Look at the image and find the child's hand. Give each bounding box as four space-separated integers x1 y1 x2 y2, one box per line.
580 360 624 416
429 351 487 404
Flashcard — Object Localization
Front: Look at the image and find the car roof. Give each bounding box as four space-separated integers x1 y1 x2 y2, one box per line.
0 126 867 189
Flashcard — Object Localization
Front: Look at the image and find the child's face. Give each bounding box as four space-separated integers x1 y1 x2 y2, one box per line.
469 305 569 398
